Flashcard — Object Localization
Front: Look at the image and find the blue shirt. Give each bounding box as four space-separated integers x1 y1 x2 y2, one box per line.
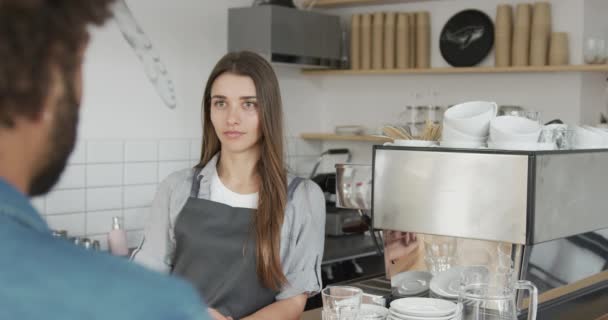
0 179 210 320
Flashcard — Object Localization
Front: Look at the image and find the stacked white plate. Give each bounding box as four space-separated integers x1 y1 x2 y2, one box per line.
428 266 489 302
391 271 433 299
388 298 462 320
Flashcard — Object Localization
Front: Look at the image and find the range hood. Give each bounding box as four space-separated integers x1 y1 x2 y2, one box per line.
228 5 342 68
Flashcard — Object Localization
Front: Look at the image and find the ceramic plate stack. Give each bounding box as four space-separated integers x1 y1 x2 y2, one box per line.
429 266 489 302
391 271 433 299
388 298 462 320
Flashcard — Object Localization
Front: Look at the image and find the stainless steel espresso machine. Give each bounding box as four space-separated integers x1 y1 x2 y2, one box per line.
338 146 608 319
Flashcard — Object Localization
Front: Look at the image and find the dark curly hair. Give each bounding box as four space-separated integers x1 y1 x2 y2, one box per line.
0 0 115 127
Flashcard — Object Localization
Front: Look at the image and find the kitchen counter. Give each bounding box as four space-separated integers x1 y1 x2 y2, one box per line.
300 274 608 320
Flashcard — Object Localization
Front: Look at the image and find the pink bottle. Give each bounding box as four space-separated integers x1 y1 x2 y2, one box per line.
108 216 129 257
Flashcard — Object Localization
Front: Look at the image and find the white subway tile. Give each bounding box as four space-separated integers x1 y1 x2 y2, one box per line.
295 139 322 156
87 140 124 163
125 140 157 162
124 163 157 185
45 189 85 215
287 156 297 174
86 187 122 211
124 185 156 208
295 156 317 177
46 213 85 236
86 209 121 235
124 207 150 230
88 234 109 251
86 164 123 187
158 161 191 182
68 141 86 164
158 139 190 161
30 197 45 214
55 165 85 189
189 139 202 160
286 137 298 158
126 230 145 249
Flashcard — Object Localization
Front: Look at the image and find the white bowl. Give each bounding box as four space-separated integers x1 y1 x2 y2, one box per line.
441 124 488 142
575 126 605 148
443 101 497 137
583 126 608 146
490 116 542 143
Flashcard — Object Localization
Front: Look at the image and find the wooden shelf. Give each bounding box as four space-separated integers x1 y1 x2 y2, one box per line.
301 133 392 142
311 0 436 8
302 64 608 75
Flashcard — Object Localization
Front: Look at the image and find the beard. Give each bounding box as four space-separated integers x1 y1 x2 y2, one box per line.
28 80 79 197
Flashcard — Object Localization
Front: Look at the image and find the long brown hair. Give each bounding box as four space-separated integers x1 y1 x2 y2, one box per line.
197 51 287 290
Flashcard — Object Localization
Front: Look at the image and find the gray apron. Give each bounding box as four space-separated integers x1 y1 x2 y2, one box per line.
171 168 302 319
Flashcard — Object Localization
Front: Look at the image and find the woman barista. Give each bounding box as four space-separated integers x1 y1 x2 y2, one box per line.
132 51 325 320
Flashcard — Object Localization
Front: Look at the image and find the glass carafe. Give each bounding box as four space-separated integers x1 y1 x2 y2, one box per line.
459 266 538 320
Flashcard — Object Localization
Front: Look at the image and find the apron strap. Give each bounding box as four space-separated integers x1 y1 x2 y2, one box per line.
287 176 304 201
190 167 204 198
191 168 304 201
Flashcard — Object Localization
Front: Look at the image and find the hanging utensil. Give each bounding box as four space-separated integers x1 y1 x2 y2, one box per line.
112 0 177 109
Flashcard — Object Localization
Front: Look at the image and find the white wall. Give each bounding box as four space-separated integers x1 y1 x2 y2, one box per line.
80 0 251 139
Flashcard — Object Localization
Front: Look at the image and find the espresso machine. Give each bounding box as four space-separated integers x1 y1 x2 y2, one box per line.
363 145 608 319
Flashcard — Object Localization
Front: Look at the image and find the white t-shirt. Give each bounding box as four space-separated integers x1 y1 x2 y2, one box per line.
205 172 258 209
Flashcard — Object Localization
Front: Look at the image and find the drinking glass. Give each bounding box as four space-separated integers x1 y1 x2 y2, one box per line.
322 286 363 320
423 235 458 275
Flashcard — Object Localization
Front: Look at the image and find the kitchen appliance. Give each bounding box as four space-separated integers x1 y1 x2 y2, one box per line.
370 145 608 319
309 149 364 237
228 5 342 68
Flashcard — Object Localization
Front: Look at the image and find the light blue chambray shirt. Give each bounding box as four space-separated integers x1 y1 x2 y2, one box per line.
0 178 210 320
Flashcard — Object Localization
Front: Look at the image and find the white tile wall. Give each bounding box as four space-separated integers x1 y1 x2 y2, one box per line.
46 189 86 215
124 207 150 230
189 139 202 160
86 141 124 163
286 137 298 158
86 187 122 211
46 213 85 236
295 139 322 156
124 185 156 208
31 197 45 213
87 209 122 235
159 139 190 161
68 141 86 164
124 163 157 185
35 137 315 250
86 164 123 187
125 140 158 162
55 165 86 190
295 156 318 177
158 161 191 182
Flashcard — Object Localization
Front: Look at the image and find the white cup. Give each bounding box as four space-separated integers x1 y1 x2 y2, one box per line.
443 101 498 137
